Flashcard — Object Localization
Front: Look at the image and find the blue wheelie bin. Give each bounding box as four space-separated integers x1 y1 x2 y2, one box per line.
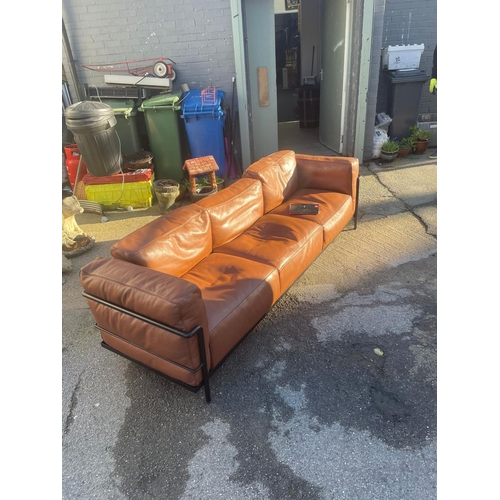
180 89 226 176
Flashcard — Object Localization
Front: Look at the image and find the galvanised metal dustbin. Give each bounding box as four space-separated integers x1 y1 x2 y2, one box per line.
64 101 122 177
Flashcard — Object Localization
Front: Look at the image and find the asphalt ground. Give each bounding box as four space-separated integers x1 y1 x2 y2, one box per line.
58 152 441 499
54 147 499 498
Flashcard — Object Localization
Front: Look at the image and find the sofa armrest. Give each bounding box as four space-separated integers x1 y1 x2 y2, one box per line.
295 154 359 198
79 257 211 371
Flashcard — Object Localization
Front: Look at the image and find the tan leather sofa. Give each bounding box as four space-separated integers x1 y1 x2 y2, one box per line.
80 150 359 402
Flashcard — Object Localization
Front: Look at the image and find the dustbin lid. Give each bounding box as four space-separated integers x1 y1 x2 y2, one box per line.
384 69 428 83
101 99 137 118
181 89 225 114
139 90 182 110
64 100 115 120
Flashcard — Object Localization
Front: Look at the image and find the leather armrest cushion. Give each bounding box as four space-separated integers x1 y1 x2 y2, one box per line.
80 257 209 334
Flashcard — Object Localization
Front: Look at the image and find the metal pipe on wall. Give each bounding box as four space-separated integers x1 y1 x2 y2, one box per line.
62 17 83 103
62 83 72 109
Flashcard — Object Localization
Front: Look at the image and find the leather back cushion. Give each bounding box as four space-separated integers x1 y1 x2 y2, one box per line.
111 204 212 276
197 178 264 248
242 150 299 212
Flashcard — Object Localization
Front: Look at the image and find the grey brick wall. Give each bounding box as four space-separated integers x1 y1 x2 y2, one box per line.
364 0 437 158
62 0 437 163
62 0 235 104
376 0 437 119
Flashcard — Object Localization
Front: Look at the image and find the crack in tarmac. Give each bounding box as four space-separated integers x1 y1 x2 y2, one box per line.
63 371 84 435
366 164 437 239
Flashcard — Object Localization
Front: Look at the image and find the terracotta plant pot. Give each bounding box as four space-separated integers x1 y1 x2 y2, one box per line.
414 140 429 155
397 146 412 158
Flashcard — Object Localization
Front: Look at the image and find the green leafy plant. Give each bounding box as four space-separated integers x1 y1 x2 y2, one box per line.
181 175 224 191
399 136 415 149
381 139 399 153
198 175 224 187
409 125 431 141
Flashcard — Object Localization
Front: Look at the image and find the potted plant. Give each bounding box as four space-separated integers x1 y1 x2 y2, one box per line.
184 175 218 202
153 179 180 213
409 125 432 155
197 174 225 191
177 179 190 202
215 176 225 191
397 136 415 158
380 139 399 162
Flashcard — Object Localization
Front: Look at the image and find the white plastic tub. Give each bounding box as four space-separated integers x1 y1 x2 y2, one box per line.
382 44 425 70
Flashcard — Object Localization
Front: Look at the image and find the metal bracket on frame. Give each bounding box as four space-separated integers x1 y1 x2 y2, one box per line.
82 291 211 403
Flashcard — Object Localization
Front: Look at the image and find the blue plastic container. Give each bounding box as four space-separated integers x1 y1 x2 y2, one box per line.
180 90 226 175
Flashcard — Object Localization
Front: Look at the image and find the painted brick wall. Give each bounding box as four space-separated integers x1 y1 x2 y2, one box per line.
62 0 235 104
364 0 437 158
376 0 437 119
62 0 437 163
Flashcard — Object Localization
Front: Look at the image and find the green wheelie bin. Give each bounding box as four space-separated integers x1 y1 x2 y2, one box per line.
93 98 142 156
139 90 184 181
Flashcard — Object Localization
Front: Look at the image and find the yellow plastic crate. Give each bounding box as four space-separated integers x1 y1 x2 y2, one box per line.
85 179 153 208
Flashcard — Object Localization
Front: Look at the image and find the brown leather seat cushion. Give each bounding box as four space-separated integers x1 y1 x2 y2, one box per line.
182 253 280 368
214 214 323 294
269 188 354 247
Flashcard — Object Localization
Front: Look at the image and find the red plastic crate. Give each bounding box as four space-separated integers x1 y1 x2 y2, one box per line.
82 167 154 185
